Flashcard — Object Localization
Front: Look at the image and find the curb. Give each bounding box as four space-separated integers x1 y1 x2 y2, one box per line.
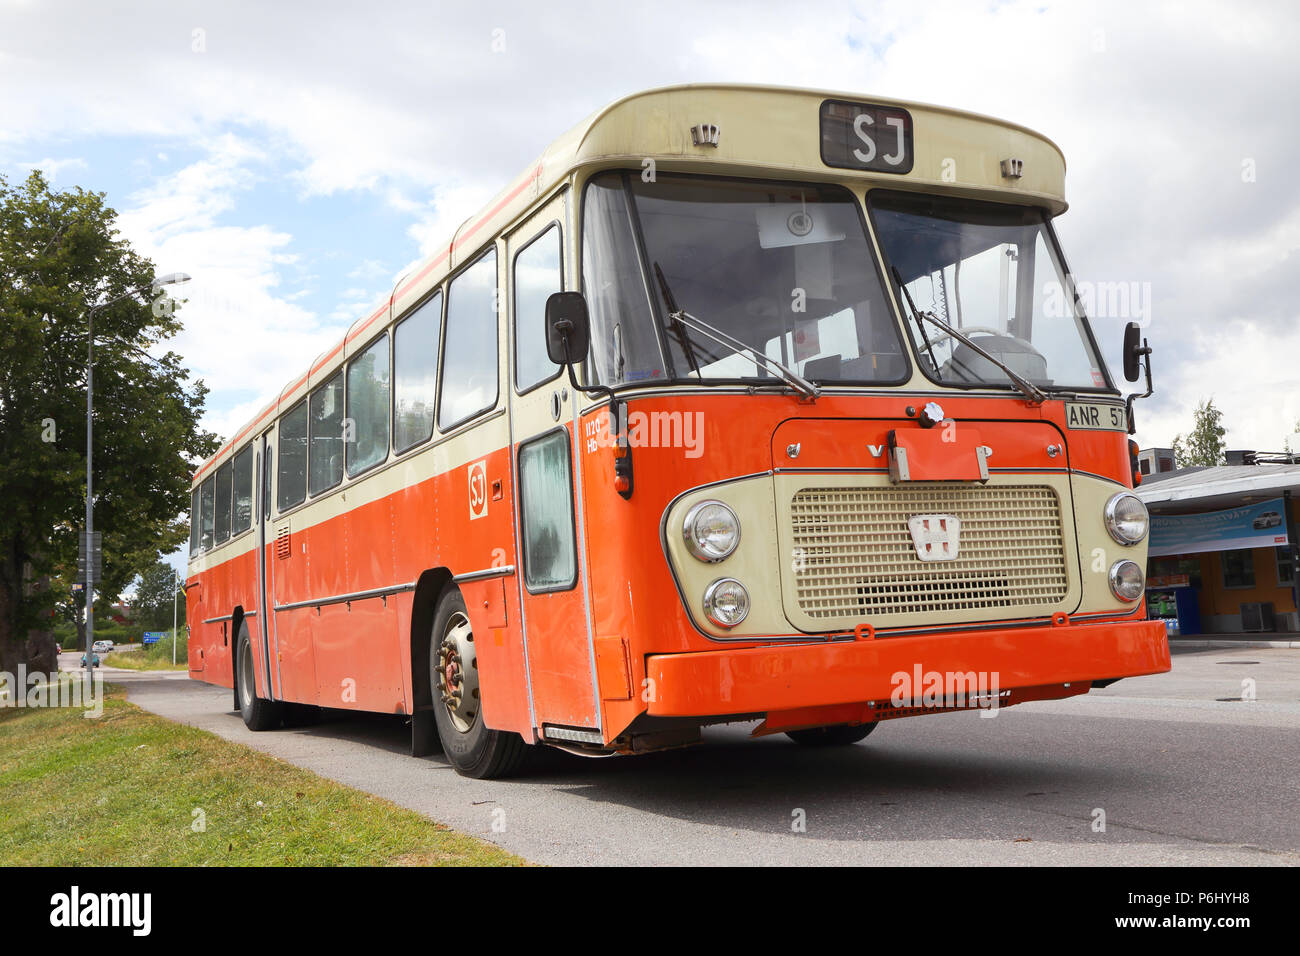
1169 639 1300 650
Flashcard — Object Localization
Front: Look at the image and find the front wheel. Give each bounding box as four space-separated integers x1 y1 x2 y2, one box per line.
785 722 877 746
429 586 528 778
237 624 284 731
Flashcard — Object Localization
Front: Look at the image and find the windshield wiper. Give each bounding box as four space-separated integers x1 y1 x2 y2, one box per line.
891 268 1047 405
652 263 818 400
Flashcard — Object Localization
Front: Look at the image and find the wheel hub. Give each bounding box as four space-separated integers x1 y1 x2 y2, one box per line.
436 612 478 733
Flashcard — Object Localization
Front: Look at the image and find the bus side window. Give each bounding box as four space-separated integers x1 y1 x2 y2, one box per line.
438 248 498 431
278 402 308 511
517 430 577 592
189 486 201 555
231 445 253 534
309 372 344 494
199 476 216 551
393 291 441 452
346 335 391 476
514 224 563 392
213 460 233 545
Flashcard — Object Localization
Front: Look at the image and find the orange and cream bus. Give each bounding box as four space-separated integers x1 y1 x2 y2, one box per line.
185 84 1169 778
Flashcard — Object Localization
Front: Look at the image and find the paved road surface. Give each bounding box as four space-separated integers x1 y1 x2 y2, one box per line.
67 647 1300 866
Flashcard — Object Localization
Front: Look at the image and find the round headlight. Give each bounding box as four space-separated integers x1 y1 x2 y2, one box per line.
1108 559 1145 602
703 578 750 628
683 500 740 562
1104 492 1149 545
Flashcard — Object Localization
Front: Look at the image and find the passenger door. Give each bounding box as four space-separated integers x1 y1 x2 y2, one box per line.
256 429 281 700
506 194 600 734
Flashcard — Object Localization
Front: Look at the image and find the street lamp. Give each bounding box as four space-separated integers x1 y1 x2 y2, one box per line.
84 272 191 675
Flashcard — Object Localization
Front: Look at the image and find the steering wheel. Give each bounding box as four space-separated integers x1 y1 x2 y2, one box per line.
924 325 1003 349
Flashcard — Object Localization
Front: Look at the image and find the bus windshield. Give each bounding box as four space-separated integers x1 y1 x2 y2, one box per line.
868 191 1109 392
581 171 909 387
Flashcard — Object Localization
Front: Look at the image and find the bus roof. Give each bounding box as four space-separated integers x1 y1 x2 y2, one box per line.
192 83 1068 484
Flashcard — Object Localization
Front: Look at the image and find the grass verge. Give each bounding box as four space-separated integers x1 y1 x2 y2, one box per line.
0 680 523 866
104 642 186 671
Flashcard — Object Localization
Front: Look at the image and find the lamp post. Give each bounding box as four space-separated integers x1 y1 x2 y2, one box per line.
84 272 191 676
172 565 179 667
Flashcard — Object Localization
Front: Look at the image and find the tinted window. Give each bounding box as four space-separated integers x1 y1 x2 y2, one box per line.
277 402 308 511
1221 549 1255 588
189 487 200 554
199 477 215 551
394 292 441 451
232 445 254 534
518 430 576 591
213 461 233 544
514 225 563 391
439 249 498 430
346 335 391 476
309 373 344 495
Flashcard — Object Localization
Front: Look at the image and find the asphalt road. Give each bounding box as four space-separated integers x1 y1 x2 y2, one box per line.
69 647 1300 866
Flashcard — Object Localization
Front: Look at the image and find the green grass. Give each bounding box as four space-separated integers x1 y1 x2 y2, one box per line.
105 635 187 671
0 681 524 866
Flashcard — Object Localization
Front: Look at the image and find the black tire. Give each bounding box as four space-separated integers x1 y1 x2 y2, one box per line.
236 624 284 731
785 722 877 746
429 585 529 778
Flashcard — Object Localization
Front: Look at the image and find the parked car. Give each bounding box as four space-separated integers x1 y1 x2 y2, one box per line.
81 652 100 667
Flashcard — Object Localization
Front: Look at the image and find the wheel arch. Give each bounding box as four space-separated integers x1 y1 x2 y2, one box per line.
408 568 455 757
410 569 456 706
229 605 250 710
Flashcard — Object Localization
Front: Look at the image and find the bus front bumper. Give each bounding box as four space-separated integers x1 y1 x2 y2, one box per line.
643 617 1170 726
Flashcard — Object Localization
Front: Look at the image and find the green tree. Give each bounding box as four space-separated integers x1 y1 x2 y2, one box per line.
132 559 186 631
1171 398 1228 467
0 170 217 675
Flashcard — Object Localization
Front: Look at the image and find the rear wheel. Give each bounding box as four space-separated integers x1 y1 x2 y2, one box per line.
430 586 528 778
785 722 877 746
237 624 284 731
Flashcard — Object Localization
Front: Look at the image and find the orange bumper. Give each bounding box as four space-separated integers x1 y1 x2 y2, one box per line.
645 618 1170 718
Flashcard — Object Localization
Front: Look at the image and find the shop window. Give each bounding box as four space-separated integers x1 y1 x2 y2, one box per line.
1221 549 1255 589
1277 546 1296 586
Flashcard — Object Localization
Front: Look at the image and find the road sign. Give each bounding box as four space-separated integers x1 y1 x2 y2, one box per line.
78 531 103 582
142 631 166 645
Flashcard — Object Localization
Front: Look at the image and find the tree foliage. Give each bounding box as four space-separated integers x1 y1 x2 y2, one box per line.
0 170 217 672
1171 398 1228 467
132 560 186 631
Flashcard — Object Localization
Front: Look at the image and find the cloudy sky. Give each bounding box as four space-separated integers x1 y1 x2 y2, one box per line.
3 1 1297 481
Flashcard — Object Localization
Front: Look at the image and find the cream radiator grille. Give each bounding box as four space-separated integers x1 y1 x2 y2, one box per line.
789 484 1068 620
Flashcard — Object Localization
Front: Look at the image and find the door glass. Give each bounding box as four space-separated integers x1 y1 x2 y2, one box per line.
518 431 576 591
514 225 563 391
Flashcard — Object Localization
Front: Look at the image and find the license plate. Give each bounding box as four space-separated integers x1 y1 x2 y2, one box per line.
1065 402 1126 431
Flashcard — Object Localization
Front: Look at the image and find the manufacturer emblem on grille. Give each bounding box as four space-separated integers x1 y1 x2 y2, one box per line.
908 514 961 561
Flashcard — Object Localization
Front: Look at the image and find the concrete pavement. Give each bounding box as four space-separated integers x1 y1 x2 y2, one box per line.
75 647 1300 866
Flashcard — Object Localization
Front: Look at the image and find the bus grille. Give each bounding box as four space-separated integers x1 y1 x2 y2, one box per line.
789 484 1069 621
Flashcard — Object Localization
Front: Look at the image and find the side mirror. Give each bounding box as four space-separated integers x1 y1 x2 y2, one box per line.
1122 321 1142 383
545 291 590 366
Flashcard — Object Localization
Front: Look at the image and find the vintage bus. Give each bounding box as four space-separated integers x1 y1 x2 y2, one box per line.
185 84 1169 778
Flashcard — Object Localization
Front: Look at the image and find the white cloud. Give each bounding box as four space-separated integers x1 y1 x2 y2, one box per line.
1 0 1296 455
17 156 86 181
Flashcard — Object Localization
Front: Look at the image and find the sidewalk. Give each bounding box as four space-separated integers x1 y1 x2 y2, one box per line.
1169 630 1300 650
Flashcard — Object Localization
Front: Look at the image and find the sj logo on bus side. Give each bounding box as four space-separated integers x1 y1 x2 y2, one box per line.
468 460 488 520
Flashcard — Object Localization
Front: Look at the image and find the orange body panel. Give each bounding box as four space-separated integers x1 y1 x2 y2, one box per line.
188 389 1166 749
643 618 1169 718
